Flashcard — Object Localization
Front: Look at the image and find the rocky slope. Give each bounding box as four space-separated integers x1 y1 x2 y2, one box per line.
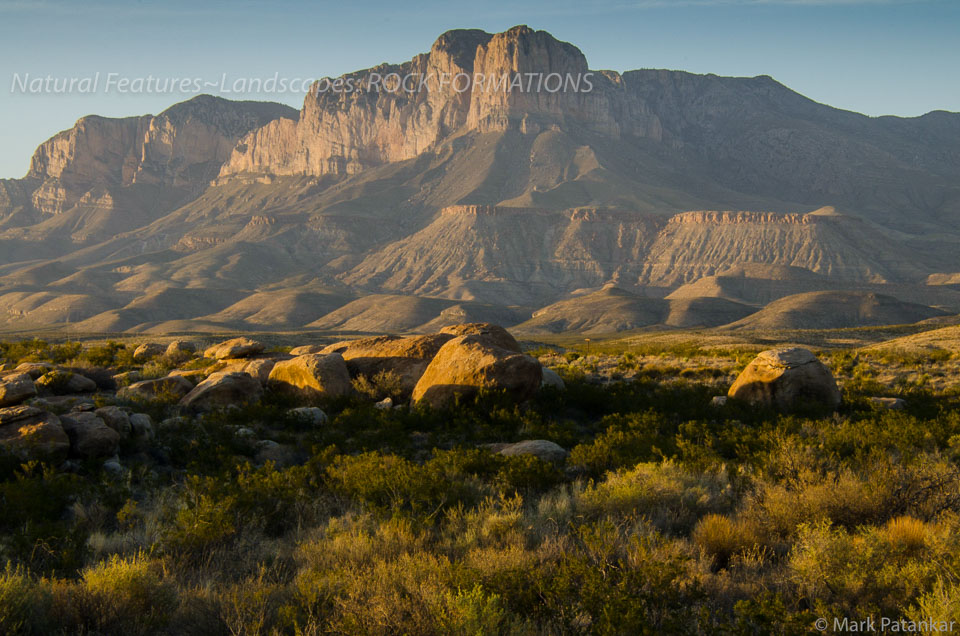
1 26 959 334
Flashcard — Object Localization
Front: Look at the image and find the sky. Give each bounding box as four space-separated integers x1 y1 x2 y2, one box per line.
0 0 958 178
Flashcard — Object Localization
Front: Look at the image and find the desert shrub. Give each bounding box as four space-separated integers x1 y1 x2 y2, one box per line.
351 370 405 402
692 514 762 570
0 564 52 634
68 552 179 635
76 341 134 368
569 411 671 476
578 461 735 533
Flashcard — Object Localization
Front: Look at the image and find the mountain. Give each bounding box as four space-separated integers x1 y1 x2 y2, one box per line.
1 26 959 334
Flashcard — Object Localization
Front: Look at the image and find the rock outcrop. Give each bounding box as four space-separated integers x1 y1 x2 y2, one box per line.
0 405 70 460
320 334 454 395
727 348 842 411
59 412 120 458
180 371 263 411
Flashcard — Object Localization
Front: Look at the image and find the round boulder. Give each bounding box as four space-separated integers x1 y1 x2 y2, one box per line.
59 412 120 459
439 323 522 353
204 338 265 361
0 373 37 407
180 371 263 411
412 335 542 409
0 405 70 461
727 347 841 411
267 354 353 401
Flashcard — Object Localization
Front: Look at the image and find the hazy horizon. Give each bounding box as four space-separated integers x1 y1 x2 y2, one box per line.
1 0 958 178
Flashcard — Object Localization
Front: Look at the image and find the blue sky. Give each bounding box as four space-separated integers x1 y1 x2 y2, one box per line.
1 0 957 178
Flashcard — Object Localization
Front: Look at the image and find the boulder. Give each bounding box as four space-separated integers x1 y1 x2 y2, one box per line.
254 440 303 467
727 348 842 411
320 334 454 395
0 373 37 407
287 406 328 426
64 366 116 391
165 340 196 357
204 338 264 360
118 375 195 401
0 406 70 461
412 335 542 408
710 396 729 407
95 406 132 437
35 370 97 395
133 342 166 361
27 395 95 411
14 362 55 379
113 370 142 386
267 354 353 401
59 412 120 458
494 439 568 463
439 323 522 353
129 413 155 441
541 367 565 390
180 371 263 411
217 357 284 386
289 344 327 356
167 368 207 384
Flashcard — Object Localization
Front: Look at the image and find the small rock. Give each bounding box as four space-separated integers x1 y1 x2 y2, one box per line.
102 458 125 477
495 439 568 463
287 406 328 426
374 397 394 410
235 427 256 437
869 396 907 410
710 396 728 407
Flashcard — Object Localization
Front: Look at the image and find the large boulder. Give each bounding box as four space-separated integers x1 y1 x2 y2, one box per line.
0 373 37 406
412 335 542 408
439 323 522 353
267 354 353 401
204 338 264 361
216 356 286 386
180 371 263 411
728 347 842 411
320 334 454 395
13 362 55 379
59 412 120 458
165 340 196 357
0 406 70 460
118 375 195 401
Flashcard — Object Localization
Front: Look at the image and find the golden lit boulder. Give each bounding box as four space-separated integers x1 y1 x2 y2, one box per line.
0 373 37 407
204 337 265 360
728 347 841 411
118 375 195 401
412 335 542 408
438 323 522 353
267 354 353 401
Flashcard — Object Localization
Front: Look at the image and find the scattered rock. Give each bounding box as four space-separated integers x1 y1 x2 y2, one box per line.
59 412 120 458
0 373 37 406
727 347 842 411
439 323 522 353
267 354 353 401
710 396 728 407
102 458 125 477
118 375 195 401
204 338 265 360
869 396 907 410
113 370 142 385
412 335 542 408
0 406 70 460
235 427 256 437
287 406 328 426
320 334 455 396
95 406 132 437
375 397 394 410
133 342 166 361
541 367 565 390
495 440 568 463
180 371 263 411
254 440 302 467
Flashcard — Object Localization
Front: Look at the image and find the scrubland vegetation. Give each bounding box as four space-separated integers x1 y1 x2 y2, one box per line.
2 337 960 634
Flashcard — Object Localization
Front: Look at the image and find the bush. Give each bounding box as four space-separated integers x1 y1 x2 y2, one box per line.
0 564 52 634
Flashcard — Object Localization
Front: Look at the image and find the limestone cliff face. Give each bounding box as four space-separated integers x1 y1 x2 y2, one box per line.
24 96 296 216
220 26 664 178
